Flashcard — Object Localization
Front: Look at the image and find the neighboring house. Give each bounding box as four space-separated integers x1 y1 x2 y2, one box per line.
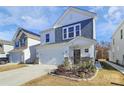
0 40 13 59
36 7 97 65
9 28 40 63
109 20 124 66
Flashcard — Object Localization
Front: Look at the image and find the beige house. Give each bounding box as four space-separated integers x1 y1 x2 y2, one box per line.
9 28 40 63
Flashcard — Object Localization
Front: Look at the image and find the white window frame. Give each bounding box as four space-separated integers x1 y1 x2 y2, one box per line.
68 26 75 39
63 27 68 40
62 23 81 40
75 24 81 37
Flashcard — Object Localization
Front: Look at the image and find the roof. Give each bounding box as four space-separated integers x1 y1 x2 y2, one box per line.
37 36 96 48
40 28 54 34
13 27 40 41
0 39 13 45
112 20 124 38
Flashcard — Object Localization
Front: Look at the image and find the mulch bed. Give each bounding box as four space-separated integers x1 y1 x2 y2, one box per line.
51 67 96 80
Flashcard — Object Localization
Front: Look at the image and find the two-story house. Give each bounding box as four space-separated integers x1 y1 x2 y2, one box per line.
109 20 124 66
36 7 97 65
0 39 13 59
9 28 40 63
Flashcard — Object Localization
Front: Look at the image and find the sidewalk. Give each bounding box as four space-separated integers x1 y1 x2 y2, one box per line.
106 62 124 74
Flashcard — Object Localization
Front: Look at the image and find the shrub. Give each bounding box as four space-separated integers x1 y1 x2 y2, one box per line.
90 66 96 73
79 60 96 73
80 61 92 69
79 72 85 78
63 57 70 67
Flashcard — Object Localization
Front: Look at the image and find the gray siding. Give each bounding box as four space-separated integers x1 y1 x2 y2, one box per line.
55 27 63 43
81 20 93 39
55 18 93 43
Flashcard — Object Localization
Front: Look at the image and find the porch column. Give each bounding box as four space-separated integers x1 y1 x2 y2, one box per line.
64 47 72 64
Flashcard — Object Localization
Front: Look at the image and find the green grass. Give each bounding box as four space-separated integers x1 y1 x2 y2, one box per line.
23 61 124 86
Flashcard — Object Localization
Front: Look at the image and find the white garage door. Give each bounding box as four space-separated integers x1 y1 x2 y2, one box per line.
39 46 66 65
10 52 24 63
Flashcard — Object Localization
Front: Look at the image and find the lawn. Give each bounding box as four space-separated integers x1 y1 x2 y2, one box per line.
0 64 27 72
23 62 124 86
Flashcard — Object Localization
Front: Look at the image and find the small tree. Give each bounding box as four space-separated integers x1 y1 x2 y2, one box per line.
63 57 70 67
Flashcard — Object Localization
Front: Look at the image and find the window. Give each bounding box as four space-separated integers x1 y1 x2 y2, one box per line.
76 25 80 36
21 38 26 47
85 49 89 53
22 39 25 44
46 34 50 42
68 27 74 38
15 41 19 48
121 29 123 39
63 28 67 39
62 24 81 40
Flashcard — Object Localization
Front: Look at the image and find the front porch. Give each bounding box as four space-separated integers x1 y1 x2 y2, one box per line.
64 36 96 64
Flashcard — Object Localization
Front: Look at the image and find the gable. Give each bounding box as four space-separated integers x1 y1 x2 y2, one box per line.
54 7 96 28
13 28 40 41
16 31 27 40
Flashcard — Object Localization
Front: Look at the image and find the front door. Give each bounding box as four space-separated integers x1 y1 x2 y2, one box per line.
74 49 81 64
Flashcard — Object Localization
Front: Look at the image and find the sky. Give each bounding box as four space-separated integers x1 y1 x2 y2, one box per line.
0 6 124 42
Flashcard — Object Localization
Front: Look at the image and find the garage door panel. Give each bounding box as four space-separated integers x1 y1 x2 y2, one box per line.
39 46 65 65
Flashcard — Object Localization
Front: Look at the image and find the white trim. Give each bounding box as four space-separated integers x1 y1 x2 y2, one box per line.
62 27 68 40
93 18 96 39
62 23 81 40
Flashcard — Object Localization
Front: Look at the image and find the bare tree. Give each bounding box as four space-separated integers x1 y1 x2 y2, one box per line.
96 41 110 60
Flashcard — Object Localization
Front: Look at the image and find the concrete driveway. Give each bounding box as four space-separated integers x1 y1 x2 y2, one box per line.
0 64 57 86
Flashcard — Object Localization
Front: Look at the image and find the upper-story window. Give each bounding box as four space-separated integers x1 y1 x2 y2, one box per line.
68 27 74 38
15 41 19 48
62 24 81 40
63 28 67 39
121 29 123 39
46 33 50 43
76 25 80 36
21 38 27 47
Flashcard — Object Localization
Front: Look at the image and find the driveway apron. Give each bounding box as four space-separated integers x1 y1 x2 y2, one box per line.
0 65 57 86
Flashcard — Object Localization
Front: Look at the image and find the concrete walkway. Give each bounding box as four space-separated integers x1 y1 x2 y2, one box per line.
107 62 124 74
0 64 57 86
95 61 102 70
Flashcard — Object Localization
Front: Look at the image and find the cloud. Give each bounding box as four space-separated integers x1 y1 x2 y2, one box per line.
0 7 51 30
96 22 117 42
94 6 124 42
104 6 124 24
0 6 68 40
89 6 104 12
0 29 16 41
